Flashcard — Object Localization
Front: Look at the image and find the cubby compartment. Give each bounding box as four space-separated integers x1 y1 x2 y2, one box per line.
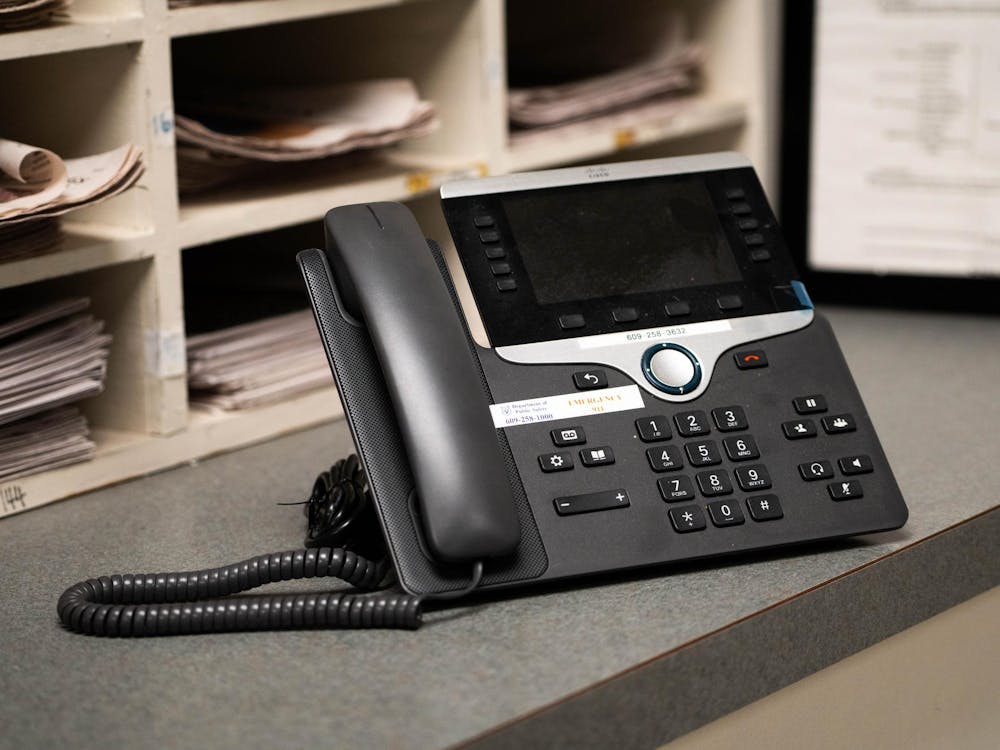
501 0 756 174
171 0 489 247
0 0 144 62
0 43 153 245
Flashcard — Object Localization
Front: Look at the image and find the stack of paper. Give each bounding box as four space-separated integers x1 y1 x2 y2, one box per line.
0 298 110 481
0 408 94 482
0 298 111 427
0 0 70 30
187 310 333 410
175 79 437 192
0 139 144 261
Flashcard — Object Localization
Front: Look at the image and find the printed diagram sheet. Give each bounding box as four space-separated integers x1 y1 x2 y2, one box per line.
810 0 1000 277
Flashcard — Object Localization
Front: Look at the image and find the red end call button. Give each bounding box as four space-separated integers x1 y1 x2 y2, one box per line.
735 350 768 369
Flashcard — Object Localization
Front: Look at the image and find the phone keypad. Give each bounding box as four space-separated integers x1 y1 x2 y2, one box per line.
674 410 710 437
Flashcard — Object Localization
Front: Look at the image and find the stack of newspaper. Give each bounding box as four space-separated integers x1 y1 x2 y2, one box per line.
176 79 437 192
0 138 144 261
0 0 70 30
187 310 333 411
0 298 110 481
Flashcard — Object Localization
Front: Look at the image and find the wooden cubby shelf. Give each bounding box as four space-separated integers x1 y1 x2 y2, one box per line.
0 0 780 517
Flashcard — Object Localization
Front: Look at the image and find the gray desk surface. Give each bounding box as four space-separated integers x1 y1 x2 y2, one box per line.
0 307 997 750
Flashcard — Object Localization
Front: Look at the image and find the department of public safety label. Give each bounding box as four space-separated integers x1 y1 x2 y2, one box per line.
489 385 644 428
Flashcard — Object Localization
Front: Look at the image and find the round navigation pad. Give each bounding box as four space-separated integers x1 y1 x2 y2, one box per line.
642 343 702 395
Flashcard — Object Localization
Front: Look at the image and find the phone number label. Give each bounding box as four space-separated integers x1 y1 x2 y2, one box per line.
490 385 644 428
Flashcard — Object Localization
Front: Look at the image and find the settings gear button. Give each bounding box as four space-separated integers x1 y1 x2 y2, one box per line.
539 451 574 473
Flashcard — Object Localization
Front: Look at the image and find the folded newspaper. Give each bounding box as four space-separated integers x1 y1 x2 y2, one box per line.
187 310 333 411
508 46 703 130
0 0 70 31
0 138 144 260
175 79 437 192
0 298 110 481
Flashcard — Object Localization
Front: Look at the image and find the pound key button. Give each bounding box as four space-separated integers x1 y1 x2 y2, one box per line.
747 494 783 522
573 370 607 390
554 489 630 516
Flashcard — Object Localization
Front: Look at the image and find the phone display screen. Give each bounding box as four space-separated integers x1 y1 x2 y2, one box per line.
502 179 740 306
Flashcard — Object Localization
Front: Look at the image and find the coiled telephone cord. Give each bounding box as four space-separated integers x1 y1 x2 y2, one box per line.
57 548 483 636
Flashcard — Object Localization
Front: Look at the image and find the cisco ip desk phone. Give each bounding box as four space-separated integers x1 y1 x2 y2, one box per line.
295 152 909 598
57 153 908 635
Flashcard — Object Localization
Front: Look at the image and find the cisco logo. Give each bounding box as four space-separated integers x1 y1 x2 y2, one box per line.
585 166 611 180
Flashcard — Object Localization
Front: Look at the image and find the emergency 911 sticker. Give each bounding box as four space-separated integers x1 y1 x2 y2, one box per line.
489 385 644 428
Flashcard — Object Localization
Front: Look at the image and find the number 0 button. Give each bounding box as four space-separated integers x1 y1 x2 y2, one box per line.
707 500 745 527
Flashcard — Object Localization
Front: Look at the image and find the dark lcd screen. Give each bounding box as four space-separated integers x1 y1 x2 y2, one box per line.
502 179 740 305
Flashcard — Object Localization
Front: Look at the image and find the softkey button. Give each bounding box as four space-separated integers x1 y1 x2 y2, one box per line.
658 475 696 502
539 452 573 472
724 435 760 461
743 233 765 247
612 306 638 323
675 410 710 437
551 427 585 446
473 214 494 228
725 187 746 200
665 300 691 317
669 506 707 533
554 489 629 516
737 217 759 230
799 460 834 481
580 446 615 467
793 395 828 414
484 245 506 260
730 202 752 215
712 405 748 431
735 350 767 369
708 500 745 527
823 414 857 434
750 249 771 263
717 294 743 311
782 419 817 439
479 229 500 243
828 480 864 501
647 445 683 472
839 455 873 475
636 416 670 442
559 314 585 330
685 440 722 466
747 495 783 521
573 370 607 390
496 278 517 292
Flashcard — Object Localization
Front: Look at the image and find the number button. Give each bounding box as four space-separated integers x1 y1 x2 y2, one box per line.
674 410 710 437
723 435 760 461
684 440 721 467
657 475 696 503
735 464 772 491
746 494 783 521
711 406 748 431
696 469 733 496
668 506 707 533
707 500 745 527
646 445 683 472
636 416 670 442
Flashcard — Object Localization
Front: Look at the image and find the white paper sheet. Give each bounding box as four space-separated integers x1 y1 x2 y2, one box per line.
810 0 1000 277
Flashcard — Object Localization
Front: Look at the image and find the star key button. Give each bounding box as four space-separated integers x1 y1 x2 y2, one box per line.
669 505 707 533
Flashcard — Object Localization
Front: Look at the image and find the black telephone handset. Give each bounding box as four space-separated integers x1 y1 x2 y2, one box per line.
317 202 519 563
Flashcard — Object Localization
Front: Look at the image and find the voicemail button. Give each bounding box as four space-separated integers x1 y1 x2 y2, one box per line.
580 446 615 467
539 452 573 473
573 370 607 390
551 427 586 446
